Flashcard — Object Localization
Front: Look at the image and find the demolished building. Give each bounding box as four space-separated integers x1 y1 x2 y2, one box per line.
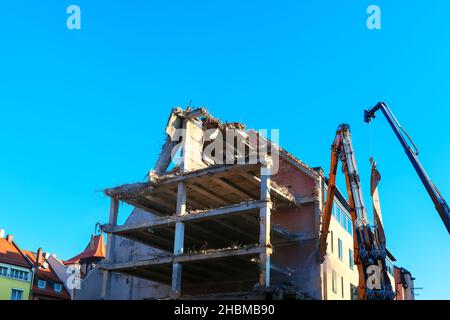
75 107 414 300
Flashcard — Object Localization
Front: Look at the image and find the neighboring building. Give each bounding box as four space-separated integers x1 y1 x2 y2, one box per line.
74 211 171 300
65 234 106 275
322 192 359 300
322 188 407 300
386 250 398 296
47 254 74 298
0 230 33 300
76 107 415 300
52 233 107 299
394 267 415 300
21 248 70 300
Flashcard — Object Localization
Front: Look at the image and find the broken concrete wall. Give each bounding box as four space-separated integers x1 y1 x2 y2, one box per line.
181 119 208 171
75 208 170 300
271 157 322 299
109 209 171 299
74 267 104 300
109 208 171 299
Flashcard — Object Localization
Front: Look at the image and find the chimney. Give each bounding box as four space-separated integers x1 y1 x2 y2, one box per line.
0 229 5 238
42 252 50 268
6 234 13 243
36 248 43 267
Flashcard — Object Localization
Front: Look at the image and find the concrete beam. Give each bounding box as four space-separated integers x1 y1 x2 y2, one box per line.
294 194 317 205
213 177 257 199
102 245 266 271
155 163 260 187
187 183 229 206
104 164 260 199
102 200 267 234
153 138 178 176
185 108 208 119
104 182 148 199
272 225 317 242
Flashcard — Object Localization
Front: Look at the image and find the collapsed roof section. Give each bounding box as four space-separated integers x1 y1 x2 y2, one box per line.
105 107 320 213
153 107 248 176
152 107 319 178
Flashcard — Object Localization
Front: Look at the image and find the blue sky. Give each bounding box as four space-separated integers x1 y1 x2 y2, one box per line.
1 1 449 299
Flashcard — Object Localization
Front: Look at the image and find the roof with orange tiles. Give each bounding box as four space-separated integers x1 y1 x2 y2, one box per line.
22 250 62 283
64 234 106 265
21 250 71 300
0 236 32 269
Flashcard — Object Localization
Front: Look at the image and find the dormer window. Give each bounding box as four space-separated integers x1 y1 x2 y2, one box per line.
54 284 62 292
37 280 47 289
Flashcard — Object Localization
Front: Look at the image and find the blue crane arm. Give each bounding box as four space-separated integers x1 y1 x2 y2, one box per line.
364 102 450 234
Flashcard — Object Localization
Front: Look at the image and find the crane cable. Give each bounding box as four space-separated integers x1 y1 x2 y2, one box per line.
367 119 374 164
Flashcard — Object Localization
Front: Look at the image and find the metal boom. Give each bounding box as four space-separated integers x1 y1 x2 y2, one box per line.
364 102 450 234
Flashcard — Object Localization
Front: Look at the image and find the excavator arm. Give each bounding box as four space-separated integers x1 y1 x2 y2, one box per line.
318 131 341 264
364 102 450 234
318 124 395 300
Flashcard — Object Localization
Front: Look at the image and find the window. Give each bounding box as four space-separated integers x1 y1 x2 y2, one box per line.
10 269 18 278
20 270 29 281
338 238 343 261
350 284 358 300
11 289 23 300
0 266 8 277
37 280 47 289
54 284 62 292
333 202 353 236
349 249 354 270
335 205 340 222
10 268 29 281
339 208 346 227
386 259 395 276
347 216 353 235
330 231 334 253
331 270 337 293
341 277 344 298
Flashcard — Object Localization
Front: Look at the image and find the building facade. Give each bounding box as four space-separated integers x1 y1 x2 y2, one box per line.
53 233 107 299
21 248 70 300
0 231 33 300
322 193 403 300
394 266 415 300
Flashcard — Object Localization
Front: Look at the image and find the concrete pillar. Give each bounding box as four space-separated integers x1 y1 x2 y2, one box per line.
171 182 187 298
259 162 272 288
101 196 119 299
